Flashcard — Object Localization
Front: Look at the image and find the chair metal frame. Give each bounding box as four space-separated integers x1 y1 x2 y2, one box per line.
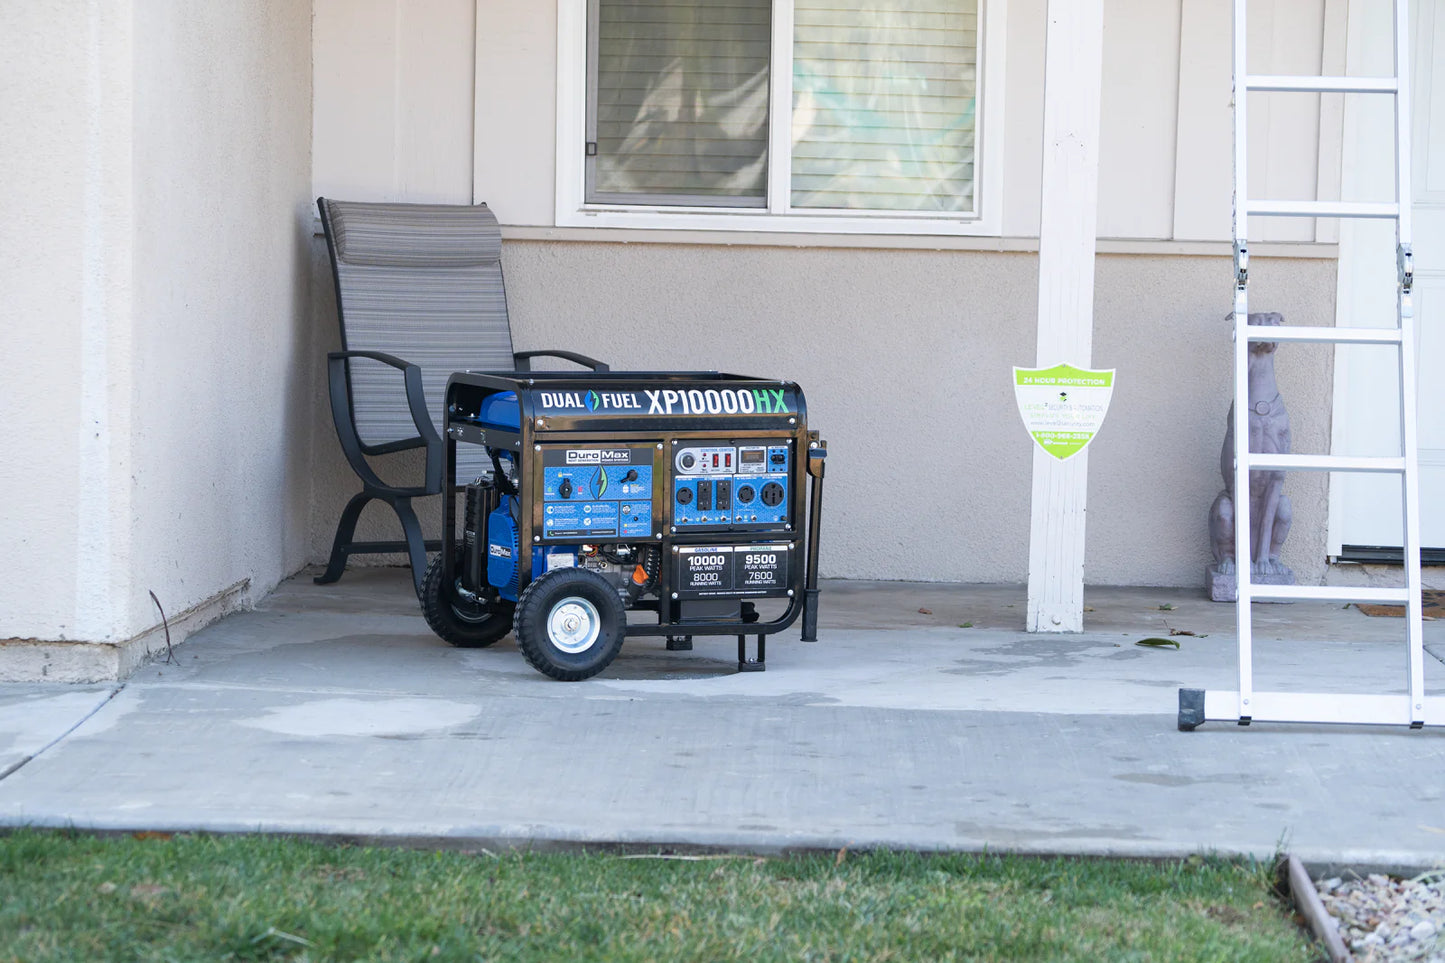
315 197 607 596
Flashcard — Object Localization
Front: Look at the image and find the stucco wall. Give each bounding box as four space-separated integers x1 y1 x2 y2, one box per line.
128 1 314 637
0 0 312 666
310 242 1336 587
0 1 136 643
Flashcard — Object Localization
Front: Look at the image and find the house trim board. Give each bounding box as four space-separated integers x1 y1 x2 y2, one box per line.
1026 0 1105 634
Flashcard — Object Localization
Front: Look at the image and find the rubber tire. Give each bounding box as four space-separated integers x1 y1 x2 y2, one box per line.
514 568 626 680
420 554 514 648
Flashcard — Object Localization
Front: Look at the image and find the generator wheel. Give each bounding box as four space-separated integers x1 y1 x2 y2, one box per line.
515 568 626 680
420 554 514 648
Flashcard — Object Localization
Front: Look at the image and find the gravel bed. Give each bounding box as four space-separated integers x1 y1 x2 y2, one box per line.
1316 871 1445 961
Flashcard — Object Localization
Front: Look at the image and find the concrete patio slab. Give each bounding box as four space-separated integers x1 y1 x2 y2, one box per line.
1 569 1443 871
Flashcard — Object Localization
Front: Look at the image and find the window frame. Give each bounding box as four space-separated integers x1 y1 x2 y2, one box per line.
554 0 1006 235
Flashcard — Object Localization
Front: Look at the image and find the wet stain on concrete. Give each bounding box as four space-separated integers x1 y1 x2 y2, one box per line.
238 697 481 738
1114 772 1264 787
944 638 1146 676
1113 773 1196 787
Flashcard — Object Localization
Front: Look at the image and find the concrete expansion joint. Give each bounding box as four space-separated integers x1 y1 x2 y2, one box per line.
0 684 124 784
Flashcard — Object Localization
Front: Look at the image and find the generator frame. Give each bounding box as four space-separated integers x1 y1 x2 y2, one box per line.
439 370 826 672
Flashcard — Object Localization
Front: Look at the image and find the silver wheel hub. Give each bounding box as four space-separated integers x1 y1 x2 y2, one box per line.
548 596 600 654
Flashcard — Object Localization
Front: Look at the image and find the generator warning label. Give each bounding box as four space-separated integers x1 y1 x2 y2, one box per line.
675 544 791 598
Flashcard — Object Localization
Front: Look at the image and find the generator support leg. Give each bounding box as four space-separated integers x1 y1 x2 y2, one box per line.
802 440 827 642
738 634 766 672
802 590 820 643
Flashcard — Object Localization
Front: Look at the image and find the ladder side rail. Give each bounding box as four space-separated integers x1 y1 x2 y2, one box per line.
1181 0 1432 733
1392 0 1425 727
1395 0 1415 249
1231 0 1254 718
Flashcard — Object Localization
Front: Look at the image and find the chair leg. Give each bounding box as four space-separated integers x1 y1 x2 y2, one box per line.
315 491 375 585
391 496 430 599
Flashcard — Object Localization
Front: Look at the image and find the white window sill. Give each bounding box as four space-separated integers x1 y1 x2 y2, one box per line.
496 225 1340 259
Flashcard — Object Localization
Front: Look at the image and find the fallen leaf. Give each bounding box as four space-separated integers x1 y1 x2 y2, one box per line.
1158 603 1176 611
1084 606 1095 612
1168 628 1197 637
959 622 974 628
132 831 171 841
835 846 848 866
917 608 932 615
1136 637 1181 649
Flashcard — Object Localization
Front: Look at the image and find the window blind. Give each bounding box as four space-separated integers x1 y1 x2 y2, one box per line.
590 0 771 205
791 0 978 212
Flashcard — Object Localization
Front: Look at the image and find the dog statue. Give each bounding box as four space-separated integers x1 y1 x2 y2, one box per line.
1208 311 1296 601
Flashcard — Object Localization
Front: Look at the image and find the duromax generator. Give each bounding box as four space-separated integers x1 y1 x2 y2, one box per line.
419 371 827 680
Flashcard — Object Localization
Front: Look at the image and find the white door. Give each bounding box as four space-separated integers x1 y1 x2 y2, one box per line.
1330 0 1445 556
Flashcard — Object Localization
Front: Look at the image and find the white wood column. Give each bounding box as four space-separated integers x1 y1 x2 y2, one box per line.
1026 0 1105 633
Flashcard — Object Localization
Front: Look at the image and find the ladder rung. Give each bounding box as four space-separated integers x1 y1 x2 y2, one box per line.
1245 326 1402 345
1245 584 1409 603
1245 200 1399 219
1244 453 1405 473
1245 74 1399 94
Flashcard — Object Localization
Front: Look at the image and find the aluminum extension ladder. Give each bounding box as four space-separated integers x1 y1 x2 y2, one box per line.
1178 0 1442 730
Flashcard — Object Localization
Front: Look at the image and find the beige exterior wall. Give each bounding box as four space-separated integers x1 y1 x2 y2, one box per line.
309 0 1341 587
0 1 313 680
308 237 1336 587
0 1 136 646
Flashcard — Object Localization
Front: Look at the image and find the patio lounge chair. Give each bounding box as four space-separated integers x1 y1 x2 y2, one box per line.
315 198 607 596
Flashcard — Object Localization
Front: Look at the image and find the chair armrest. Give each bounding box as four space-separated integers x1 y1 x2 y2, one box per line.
326 350 443 492
513 349 610 372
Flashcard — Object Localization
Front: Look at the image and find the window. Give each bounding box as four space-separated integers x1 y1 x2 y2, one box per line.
557 0 1003 235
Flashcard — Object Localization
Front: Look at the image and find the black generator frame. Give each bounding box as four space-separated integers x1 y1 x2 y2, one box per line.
440 370 826 669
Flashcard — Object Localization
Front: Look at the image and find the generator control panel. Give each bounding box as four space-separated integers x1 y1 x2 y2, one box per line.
539 445 657 541
673 440 791 531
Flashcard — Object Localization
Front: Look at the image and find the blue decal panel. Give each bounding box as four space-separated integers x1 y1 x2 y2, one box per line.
540 445 656 541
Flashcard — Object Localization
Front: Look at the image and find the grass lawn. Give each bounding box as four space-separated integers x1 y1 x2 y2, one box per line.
0 831 1315 962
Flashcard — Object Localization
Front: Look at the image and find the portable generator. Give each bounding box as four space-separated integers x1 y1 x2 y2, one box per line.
419 371 827 680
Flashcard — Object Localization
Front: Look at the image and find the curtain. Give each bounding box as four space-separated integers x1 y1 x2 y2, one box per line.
791 0 978 212
591 0 771 205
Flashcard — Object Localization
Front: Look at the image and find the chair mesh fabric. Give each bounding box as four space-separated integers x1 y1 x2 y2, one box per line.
324 200 516 483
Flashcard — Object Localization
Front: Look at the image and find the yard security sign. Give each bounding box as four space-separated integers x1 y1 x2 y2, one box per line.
1013 364 1115 460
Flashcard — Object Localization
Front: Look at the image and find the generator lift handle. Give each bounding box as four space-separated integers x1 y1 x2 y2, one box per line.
512 349 610 372
801 434 827 642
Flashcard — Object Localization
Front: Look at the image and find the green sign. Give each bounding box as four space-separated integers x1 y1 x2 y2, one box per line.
1013 364 1115 461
